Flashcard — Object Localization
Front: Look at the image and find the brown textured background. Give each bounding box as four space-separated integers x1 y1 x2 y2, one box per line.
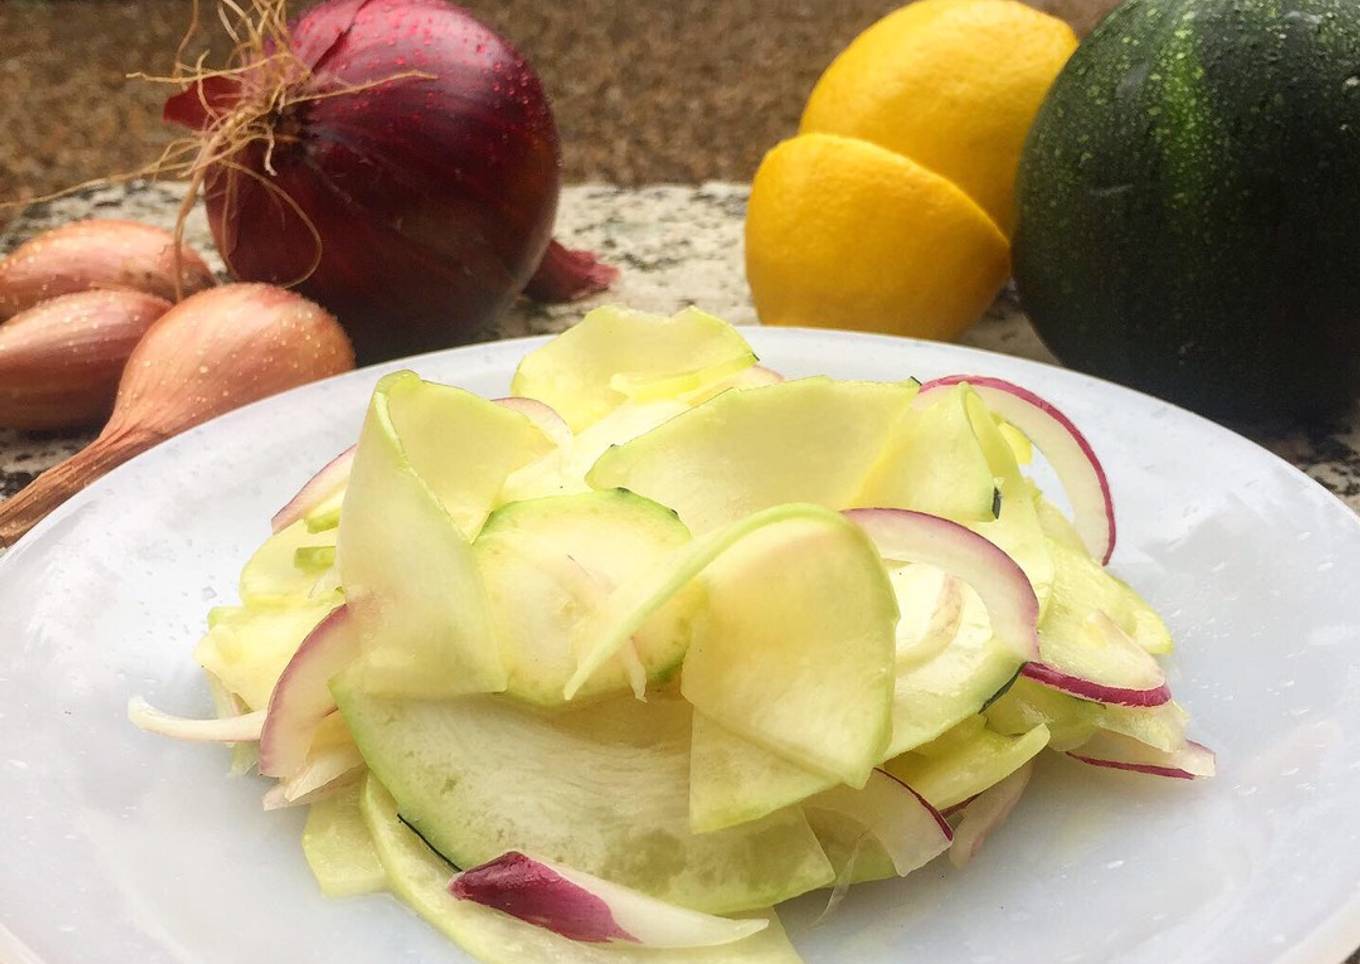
0 0 1115 226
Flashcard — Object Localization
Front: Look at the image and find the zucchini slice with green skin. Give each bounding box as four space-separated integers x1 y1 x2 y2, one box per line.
686 570 1026 834
689 507 1039 833
474 490 699 706
239 518 337 606
884 717 1050 811
358 775 803 963
856 384 998 523
947 389 1054 613
336 688 834 915
301 782 386 899
689 714 832 835
918 376 1116 564
337 371 550 699
587 376 917 536
501 399 689 503
680 508 898 788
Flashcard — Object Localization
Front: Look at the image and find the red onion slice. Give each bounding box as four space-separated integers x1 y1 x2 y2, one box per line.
918 375 1116 564
127 696 264 742
491 396 574 449
1023 614 1171 707
1022 663 1171 707
844 508 1040 661
1068 731 1215 780
258 605 358 778
738 366 785 386
271 446 356 534
804 769 953 876
261 741 365 810
949 761 1033 868
450 851 768 947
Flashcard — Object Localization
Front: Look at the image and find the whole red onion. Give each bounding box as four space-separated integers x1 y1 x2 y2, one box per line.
165 0 612 362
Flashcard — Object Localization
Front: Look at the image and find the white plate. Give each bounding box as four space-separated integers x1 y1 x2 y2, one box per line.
2 328 1358 964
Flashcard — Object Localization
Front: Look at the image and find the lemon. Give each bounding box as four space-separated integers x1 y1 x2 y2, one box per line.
800 0 1077 235
745 133 1009 341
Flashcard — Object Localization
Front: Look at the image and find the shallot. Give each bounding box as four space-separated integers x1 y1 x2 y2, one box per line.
0 283 354 546
0 219 214 319
0 290 172 430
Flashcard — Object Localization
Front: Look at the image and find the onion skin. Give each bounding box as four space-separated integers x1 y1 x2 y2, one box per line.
0 220 216 320
0 284 354 547
165 0 564 362
523 241 620 302
0 290 172 430
271 445 357 533
110 284 353 436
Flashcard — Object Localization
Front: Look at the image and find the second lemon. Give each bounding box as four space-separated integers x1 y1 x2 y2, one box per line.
746 134 1009 341
746 0 1076 341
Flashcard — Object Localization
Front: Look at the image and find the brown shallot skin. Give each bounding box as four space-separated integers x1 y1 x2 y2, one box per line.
0 220 216 320
0 283 355 546
108 283 354 438
0 289 173 430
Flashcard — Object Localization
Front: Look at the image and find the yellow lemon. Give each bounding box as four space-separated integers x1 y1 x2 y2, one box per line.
800 0 1077 235
745 133 1009 341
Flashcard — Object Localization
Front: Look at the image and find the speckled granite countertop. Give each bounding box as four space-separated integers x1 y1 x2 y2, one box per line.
2 180 1359 524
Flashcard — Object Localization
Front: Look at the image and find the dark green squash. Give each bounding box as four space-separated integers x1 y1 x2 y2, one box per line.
1014 0 1360 420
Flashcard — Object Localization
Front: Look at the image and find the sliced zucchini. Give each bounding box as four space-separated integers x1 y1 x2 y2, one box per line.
964 390 1055 612
336 688 834 914
688 713 829 834
983 677 1102 752
301 782 387 898
886 567 1026 758
193 597 341 711
688 556 1027 830
338 372 548 698
587 377 917 535
239 519 338 606
1043 531 1173 656
1098 700 1190 752
680 508 897 787
358 775 804 963
474 490 699 705
855 384 997 522
501 399 688 504
884 718 1050 810
511 306 757 431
